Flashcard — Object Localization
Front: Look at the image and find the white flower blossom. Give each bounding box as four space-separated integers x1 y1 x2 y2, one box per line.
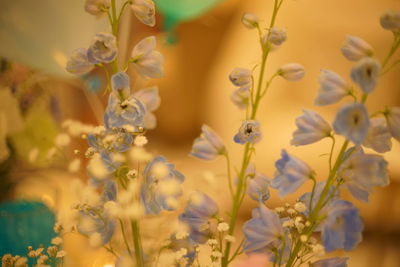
291 109 332 146
315 69 351 106
131 36 164 78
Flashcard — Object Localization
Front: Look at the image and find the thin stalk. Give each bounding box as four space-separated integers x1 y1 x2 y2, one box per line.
382 34 400 70
308 177 317 213
131 220 144 266
227 239 244 263
119 219 133 256
118 1 133 23
221 143 251 267
328 135 335 171
111 0 118 37
224 153 235 198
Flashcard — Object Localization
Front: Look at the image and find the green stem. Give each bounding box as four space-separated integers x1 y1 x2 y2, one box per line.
118 1 133 23
221 143 251 267
119 219 133 256
328 135 335 171
111 0 118 37
131 220 144 266
224 153 235 198
110 0 119 73
308 177 316 213
227 239 244 263
382 33 400 70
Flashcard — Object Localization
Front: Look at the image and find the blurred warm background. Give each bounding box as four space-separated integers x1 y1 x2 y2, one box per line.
1 0 400 266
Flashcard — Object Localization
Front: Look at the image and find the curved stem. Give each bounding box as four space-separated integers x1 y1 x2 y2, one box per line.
118 1 133 23
381 33 400 70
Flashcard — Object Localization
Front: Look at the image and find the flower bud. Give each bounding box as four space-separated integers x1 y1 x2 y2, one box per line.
341 35 374 61
267 27 287 46
229 68 252 87
278 63 305 81
380 10 400 31
241 13 259 29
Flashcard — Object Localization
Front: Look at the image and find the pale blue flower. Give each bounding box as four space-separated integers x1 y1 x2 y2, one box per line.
315 69 351 106
133 86 161 129
141 156 185 215
385 106 400 141
229 68 252 87
311 257 348 267
291 109 332 146
340 153 389 202
317 199 363 252
242 205 286 257
85 0 110 16
179 191 219 244
77 191 116 245
231 88 250 110
271 150 313 197
245 165 270 202
77 213 116 245
66 48 94 75
234 120 262 144
380 10 400 31
278 63 305 81
131 36 164 78
87 32 117 64
362 117 392 153
350 57 381 94
104 92 146 129
111 71 130 96
333 103 370 145
87 129 134 153
341 35 373 61
190 124 226 160
101 180 117 202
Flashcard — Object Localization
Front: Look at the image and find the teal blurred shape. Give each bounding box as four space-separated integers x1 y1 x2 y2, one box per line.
154 0 223 43
0 200 56 262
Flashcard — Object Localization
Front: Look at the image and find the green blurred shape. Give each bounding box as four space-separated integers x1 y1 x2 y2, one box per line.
10 105 59 167
154 0 223 43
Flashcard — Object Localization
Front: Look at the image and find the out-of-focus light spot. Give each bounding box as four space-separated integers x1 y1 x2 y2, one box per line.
103 264 114 267
52 50 67 68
